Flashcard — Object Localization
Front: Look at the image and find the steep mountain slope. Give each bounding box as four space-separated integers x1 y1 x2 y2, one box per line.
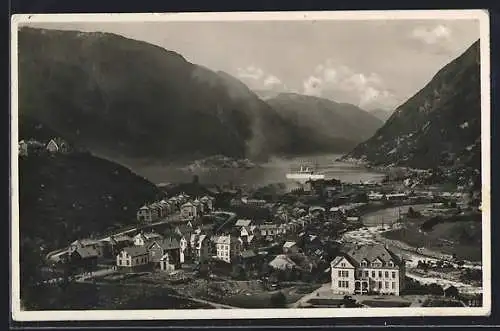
18 115 163 293
266 93 384 150
344 40 481 170
18 27 357 162
369 108 393 122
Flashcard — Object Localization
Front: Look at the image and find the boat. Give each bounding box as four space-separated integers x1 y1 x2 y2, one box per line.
286 164 325 184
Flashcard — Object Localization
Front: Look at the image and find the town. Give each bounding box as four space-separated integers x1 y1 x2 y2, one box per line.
36 154 483 309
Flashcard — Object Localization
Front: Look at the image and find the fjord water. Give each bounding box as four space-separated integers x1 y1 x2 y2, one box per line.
131 154 386 187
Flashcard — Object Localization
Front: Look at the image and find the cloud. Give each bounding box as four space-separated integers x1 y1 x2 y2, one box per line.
302 60 398 110
411 24 452 45
236 65 286 92
263 75 282 88
236 65 265 80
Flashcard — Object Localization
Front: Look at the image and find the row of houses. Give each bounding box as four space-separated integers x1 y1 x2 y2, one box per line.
136 194 215 223
19 138 72 157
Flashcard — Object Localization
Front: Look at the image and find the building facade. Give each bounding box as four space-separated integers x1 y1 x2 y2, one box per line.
215 235 242 263
330 244 405 296
116 246 150 271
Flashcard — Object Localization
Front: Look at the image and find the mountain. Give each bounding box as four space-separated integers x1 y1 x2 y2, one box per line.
369 108 393 122
18 27 358 163
344 40 481 170
253 89 283 100
266 93 384 152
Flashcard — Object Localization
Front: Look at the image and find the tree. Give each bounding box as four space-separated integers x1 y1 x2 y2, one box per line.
270 291 286 308
427 283 444 296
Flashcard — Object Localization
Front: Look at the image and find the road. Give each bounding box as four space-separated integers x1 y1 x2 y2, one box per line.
46 213 182 261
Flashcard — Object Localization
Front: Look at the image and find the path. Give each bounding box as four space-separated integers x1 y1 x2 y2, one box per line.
287 283 332 308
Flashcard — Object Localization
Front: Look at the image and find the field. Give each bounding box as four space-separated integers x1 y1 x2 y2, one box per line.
382 214 482 262
21 282 211 310
223 285 321 308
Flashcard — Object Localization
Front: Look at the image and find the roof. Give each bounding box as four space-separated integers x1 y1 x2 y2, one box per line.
143 232 163 240
122 246 148 257
283 241 297 248
71 239 100 247
259 224 278 230
345 244 403 267
182 202 194 207
150 237 180 250
240 250 257 259
235 219 252 227
74 247 99 259
215 235 237 245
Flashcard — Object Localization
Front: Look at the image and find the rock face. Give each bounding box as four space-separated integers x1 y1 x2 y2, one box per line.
344 40 481 170
266 93 384 153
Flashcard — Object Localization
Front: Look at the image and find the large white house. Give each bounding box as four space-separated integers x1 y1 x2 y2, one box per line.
330 244 406 296
214 235 242 263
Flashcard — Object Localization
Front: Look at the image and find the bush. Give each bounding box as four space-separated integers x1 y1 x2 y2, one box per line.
270 291 286 308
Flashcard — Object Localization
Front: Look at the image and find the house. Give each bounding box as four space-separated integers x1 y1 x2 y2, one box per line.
283 241 299 254
258 224 279 240
181 202 197 221
100 234 133 258
330 244 405 296
137 205 159 224
46 139 60 153
19 140 28 157
69 246 100 267
68 239 104 258
200 195 215 211
148 238 181 270
133 232 163 247
215 235 242 263
238 249 259 268
189 234 211 263
116 246 150 271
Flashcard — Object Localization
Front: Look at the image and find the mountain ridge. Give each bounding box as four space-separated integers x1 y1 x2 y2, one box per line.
343 40 481 170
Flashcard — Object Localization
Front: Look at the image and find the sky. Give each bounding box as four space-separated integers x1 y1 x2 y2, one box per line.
25 18 480 111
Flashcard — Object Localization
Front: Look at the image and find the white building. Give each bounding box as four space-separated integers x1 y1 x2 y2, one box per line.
330 244 405 296
116 246 150 271
133 232 163 247
215 235 242 263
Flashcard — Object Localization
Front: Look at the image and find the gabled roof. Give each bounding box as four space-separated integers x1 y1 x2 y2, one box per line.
150 237 180 250
182 202 194 208
283 241 296 248
74 247 99 259
346 244 403 267
235 219 252 227
122 246 148 257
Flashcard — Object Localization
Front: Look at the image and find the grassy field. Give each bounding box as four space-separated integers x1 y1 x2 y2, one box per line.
223 285 318 308
21 282 211 310
382 214 482 261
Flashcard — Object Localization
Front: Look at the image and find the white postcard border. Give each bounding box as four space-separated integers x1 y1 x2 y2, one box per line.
10 9 492 321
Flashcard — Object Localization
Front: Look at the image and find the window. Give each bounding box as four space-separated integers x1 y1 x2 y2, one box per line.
392 282 395 289
388 261 394 267
127 260 130 266
385 271 389 278
361 261 367 267
341 262 346 267
371 271 375 278
385 282 389 289
338 280 342 288
345 270 349 277
338 270 342 277
364 271 369 278
345 281 349 288
392 271 396 278
378 271 382 278
378 281 382 289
